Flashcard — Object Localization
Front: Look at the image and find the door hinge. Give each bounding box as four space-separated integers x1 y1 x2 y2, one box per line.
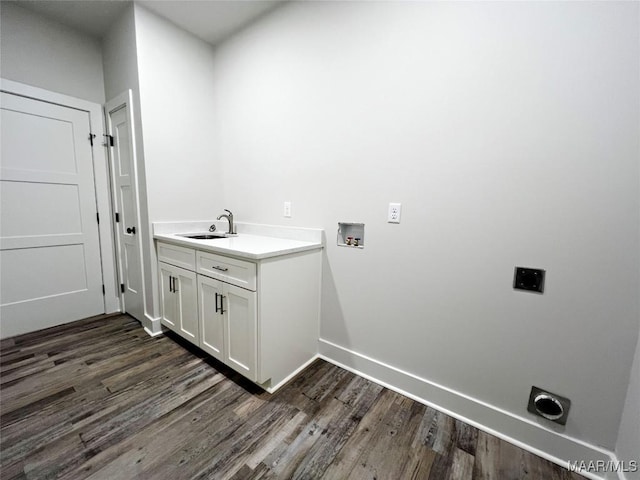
103 134 114 147
121 283 125 293
102 285 106 295
115 212 120 223
89 133 96 146
96 212 100 224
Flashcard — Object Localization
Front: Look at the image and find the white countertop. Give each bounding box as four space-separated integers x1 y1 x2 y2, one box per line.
153 222 323 260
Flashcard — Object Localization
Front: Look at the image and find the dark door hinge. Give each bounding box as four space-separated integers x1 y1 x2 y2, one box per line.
102 285 106 295
104 134 114 147
89 133 96 146
96 212 100 224
121 283 125 293
115 212 120 223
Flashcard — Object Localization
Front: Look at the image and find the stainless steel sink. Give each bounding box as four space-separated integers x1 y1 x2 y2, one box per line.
178 233 228 240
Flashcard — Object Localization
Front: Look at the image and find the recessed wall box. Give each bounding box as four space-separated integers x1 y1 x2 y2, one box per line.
337 223 364 248
514 267 545 293
527 386 571 425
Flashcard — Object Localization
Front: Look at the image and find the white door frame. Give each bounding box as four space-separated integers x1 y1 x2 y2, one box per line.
104 90 147 321
0 78 120 314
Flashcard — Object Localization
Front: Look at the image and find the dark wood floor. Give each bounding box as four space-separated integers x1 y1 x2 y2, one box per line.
0 314 585 480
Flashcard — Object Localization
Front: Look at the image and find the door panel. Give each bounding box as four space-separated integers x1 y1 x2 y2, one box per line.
225 284 257 381
115 117 131 176
198 275 225 362
107 104 143 320
1 108 77 173
1 182 82 235
1 245 88 304
176 269 198 342
0 92 104 337
119 185 135 233
124 243 142 295
159 263 177 330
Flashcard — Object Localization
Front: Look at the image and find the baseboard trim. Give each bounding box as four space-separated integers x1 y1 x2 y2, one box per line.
319 338 622 480
142 313 163 337
265 354 320 394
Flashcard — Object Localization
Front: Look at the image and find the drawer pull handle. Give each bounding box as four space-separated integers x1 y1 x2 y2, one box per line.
212 265 229 272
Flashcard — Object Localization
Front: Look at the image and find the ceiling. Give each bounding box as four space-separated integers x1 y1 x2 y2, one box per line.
10 0 286 46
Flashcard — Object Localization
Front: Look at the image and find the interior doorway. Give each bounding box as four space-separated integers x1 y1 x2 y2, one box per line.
1 91 104 335
105 91 145 322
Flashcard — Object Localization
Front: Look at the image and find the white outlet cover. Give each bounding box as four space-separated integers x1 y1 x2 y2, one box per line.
284 201 292 218
388 202 401 223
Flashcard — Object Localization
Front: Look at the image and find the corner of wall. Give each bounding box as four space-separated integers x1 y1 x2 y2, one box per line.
614 326 640 480
143 313 163 337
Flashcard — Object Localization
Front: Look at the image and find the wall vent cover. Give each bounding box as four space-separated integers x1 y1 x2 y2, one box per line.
514 267 545 293
527 386 570 425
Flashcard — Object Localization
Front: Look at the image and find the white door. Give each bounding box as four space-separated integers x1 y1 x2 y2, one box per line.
198 275 225 362
225 284 257 381
105 99 143 321
0 92 104 336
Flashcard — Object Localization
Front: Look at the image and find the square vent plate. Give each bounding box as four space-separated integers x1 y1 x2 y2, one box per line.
514 267 545 293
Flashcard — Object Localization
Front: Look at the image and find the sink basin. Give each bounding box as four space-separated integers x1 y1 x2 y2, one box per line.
179 233 228 240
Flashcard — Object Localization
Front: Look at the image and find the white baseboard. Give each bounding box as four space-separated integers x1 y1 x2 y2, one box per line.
265 354 320 394
319 338 624 480
142 313 163 336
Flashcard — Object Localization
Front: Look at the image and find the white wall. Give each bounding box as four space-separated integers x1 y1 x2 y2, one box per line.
134 4 221 223
211 0 640 455
131 5 222 321
103 4 139 103
0 2 105 104
102 4 157 328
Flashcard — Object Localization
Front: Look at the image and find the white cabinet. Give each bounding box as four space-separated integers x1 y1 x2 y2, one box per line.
197 250 257 381
157 240 321 393
159 262 198 343
198 275 257 381
197 275 225 362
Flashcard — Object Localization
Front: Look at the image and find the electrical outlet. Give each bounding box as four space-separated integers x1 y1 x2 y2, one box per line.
388 203 401 223
284 201 292 218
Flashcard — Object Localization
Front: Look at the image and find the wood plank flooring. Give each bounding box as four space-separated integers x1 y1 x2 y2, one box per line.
1 314 586 479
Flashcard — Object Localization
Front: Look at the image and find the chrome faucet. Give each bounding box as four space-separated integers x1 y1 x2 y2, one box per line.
217 209 236 235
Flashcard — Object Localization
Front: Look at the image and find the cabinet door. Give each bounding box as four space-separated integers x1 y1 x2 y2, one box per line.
159 262 177 331
175 268 198 343
224 283 257 382
198 275 225 362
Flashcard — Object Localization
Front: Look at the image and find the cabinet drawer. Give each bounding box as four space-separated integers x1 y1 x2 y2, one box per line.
157 242 196 271
197 251 256 291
